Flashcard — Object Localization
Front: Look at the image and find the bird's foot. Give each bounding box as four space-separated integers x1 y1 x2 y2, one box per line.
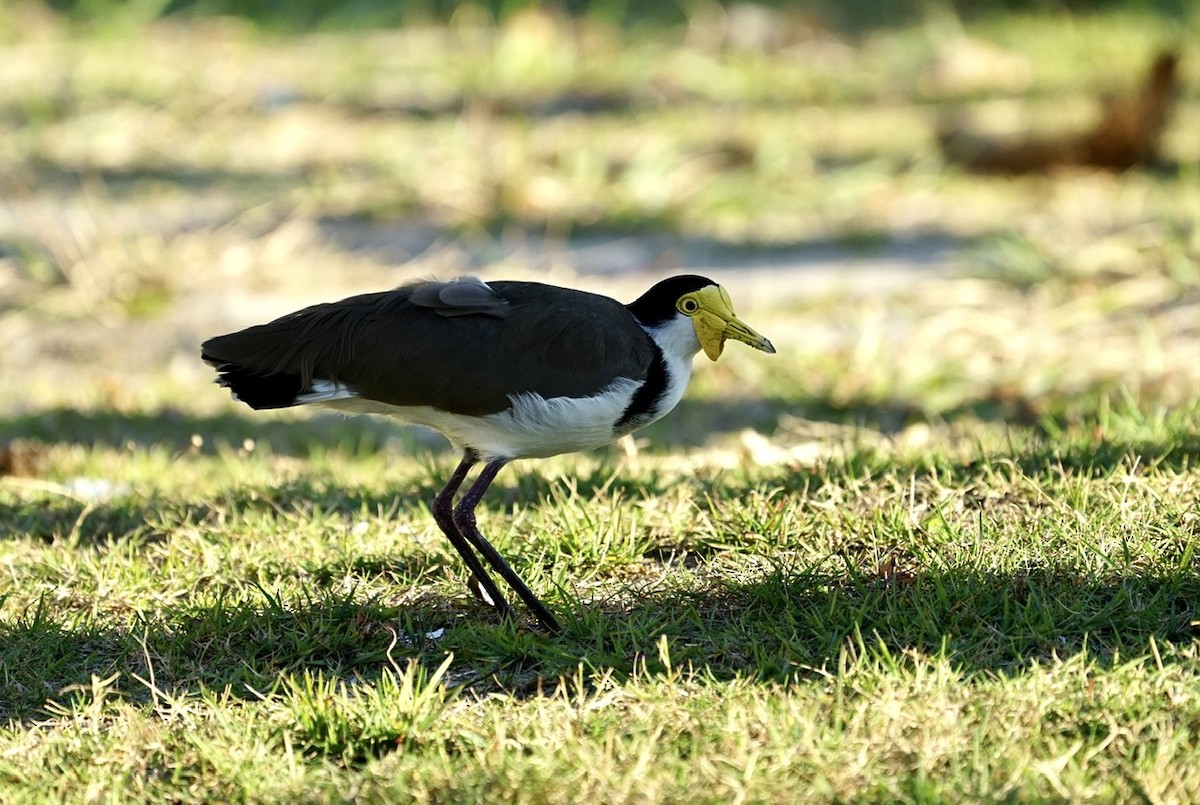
526 601 563 636
467 574 562 635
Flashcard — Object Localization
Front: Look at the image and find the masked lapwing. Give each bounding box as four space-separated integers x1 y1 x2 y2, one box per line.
201 274 774 634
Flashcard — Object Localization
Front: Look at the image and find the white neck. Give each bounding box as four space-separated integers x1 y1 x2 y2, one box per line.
637 314 700 429
647 314 702 363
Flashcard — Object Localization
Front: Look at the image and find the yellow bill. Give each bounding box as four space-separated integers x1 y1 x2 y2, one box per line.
686 285 776 361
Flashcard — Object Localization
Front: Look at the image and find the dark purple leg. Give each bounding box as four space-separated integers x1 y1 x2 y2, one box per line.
432 451 511 620
453 459 563 634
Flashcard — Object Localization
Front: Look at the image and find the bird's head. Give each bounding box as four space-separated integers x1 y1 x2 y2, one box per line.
628 275 776 361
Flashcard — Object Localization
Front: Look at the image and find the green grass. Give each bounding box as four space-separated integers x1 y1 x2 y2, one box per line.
2 4 1199 803
1 403 1198 800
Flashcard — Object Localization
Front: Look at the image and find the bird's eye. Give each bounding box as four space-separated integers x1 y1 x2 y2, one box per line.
680 298 699 314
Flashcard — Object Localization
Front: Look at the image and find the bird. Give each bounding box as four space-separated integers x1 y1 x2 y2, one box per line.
201 274 775 634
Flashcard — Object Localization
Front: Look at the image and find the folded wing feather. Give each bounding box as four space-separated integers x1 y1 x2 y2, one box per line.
202 279 657 417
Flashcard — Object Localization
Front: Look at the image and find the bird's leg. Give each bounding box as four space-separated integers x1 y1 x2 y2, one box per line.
452 459 563 635
432 451 511 619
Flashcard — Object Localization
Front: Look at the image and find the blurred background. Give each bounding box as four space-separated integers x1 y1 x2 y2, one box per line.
0 0 1197 467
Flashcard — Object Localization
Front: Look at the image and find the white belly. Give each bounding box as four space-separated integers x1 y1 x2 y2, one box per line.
312 377 640 460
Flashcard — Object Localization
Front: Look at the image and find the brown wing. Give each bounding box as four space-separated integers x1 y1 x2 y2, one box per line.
201 279 657 416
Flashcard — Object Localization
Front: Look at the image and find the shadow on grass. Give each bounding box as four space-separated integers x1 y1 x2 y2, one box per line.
26 156 309 198
0 471 449 546
338 88 637 120
0 406 419 457
313 214 962 279
1 562 1196 725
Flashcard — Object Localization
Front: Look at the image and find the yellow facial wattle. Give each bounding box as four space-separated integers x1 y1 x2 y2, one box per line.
679 285 776 361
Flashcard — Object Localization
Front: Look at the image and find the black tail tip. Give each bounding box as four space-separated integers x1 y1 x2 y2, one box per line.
203 356 304 411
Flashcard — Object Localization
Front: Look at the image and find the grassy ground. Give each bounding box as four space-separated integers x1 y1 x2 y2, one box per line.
2 3 1199 802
